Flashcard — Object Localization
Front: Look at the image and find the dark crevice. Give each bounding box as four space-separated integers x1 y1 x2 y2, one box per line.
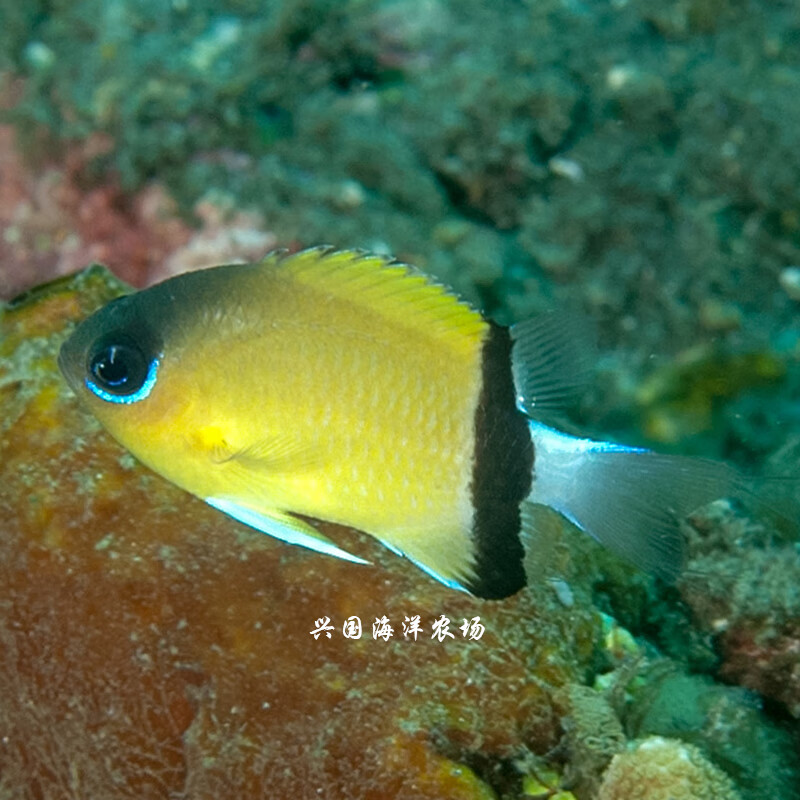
431 168 502 227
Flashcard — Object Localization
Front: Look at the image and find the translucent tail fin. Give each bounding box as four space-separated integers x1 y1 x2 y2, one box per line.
526 421 737 581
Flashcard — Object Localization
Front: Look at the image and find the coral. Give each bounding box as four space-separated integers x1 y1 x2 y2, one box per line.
633 345 786 448
559 684 626 798
0 73 194 299
623 663 799 800
0 266 600 797
147 195 277 283
717 620 800 719
596 736 741 800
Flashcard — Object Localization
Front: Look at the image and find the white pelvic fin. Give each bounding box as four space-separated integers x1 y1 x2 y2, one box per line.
206 497 369 565
526 421 736 581
510 312 595 415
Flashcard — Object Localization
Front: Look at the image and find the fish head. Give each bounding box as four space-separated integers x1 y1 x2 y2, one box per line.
58 287 202 480
58 264 282 503
59 292 163 405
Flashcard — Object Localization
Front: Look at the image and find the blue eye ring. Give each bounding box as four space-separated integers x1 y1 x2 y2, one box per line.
85 338 160 405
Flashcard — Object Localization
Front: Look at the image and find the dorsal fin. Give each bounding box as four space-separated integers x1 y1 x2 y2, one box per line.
510 312 595 415
265 247 487 349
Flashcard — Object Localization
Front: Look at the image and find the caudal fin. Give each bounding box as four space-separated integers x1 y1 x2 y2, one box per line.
526 420 737 581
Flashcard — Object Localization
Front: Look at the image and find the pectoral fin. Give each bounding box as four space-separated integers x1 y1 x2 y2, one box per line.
208 431 323 474
205 497 369 565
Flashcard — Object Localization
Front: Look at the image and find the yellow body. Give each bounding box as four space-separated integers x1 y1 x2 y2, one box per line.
76 251 490 585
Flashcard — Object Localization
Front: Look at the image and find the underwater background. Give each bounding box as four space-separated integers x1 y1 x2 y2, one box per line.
0 0 799 798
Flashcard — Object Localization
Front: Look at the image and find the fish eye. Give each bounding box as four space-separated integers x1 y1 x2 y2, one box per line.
85 336 159 404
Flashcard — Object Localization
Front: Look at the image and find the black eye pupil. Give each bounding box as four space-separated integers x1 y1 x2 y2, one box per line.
89 342 148 396
94 346 129 386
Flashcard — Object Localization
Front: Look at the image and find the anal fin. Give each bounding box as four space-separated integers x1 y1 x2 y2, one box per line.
377 536 472 593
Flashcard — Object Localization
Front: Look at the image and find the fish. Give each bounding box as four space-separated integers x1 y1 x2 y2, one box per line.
58 247 735 598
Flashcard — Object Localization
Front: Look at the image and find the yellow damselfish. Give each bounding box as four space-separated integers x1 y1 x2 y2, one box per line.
59 248 733 597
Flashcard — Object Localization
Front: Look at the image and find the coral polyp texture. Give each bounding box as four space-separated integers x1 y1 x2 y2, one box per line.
0 266 598 798
596 736 741 800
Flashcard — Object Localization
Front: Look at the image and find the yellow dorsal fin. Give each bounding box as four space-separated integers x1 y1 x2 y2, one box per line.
264 247 487 346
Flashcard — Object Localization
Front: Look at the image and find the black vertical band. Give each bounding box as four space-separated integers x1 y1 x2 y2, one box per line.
468 323 533 599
